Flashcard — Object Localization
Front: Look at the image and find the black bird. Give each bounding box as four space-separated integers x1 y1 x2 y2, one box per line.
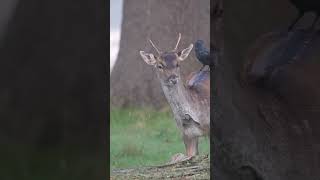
194 40 217 71
288 0 320 31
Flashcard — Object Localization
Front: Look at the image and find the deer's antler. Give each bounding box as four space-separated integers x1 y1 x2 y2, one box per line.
173 33 181 51
148 39 161 54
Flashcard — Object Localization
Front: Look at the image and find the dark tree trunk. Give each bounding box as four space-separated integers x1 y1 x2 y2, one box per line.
110 0 210 108
0 0 18 42
0 0 106 179
213 0 320 179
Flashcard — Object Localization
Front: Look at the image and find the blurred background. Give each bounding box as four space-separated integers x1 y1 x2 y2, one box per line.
0 0 106 179
110 0 123 73
110 0 210 170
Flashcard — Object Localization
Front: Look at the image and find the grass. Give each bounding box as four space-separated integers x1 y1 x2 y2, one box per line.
110 107 210 170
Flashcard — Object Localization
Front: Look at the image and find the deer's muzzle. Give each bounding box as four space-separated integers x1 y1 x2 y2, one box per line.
167 74 179 85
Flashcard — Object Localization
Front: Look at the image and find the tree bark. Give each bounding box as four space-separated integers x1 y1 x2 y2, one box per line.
110 0 210 108
213 0 320 179
0 0 106 179
0 0 18 42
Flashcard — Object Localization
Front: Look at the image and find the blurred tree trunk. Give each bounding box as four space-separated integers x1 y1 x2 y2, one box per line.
110 0 210 108
0 0 106 179
213 0 320 179
0 0 18 42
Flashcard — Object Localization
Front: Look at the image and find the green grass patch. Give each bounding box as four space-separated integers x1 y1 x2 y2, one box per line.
110 107 209 170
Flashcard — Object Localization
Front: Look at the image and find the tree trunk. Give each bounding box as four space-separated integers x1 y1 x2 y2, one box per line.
0 0 18 42
213 0 320 179
110 0 210 108
0 0 106 179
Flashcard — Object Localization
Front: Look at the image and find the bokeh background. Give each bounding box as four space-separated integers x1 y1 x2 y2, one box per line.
110 0 210 169
0 0 106 179
110 0 123 73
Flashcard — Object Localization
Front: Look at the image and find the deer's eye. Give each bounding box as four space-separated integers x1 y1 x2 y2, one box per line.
158 64 163 69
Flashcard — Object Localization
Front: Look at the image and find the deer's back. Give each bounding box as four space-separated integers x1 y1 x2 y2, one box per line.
185 70 210 101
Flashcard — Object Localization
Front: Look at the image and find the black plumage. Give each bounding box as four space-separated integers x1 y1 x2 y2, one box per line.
288 0 320 31
194 40 217 71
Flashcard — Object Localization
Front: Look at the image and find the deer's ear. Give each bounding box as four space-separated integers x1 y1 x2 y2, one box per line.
178 44 193 61
139 51 156 65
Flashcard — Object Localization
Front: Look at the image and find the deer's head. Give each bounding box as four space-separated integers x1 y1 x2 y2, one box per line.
139 33 193 87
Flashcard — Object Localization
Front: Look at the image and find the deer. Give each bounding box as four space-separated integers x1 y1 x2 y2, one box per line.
139 33 210 163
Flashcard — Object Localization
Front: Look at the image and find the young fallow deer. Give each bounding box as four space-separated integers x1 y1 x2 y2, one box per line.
139 33 210 163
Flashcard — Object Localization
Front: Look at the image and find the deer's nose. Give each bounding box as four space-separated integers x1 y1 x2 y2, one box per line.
168 74 178 85
170 78 177 85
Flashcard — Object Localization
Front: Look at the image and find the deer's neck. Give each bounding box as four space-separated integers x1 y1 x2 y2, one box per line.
161 80 193 121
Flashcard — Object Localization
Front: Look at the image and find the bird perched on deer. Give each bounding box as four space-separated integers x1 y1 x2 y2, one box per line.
288 0 320 31
194 40 217 71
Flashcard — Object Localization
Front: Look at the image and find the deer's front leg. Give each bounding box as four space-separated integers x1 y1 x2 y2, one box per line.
181 114 200 156
183 134 199 157
167 135 198 165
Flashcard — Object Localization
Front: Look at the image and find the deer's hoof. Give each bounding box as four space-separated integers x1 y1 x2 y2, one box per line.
167 153 193 165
